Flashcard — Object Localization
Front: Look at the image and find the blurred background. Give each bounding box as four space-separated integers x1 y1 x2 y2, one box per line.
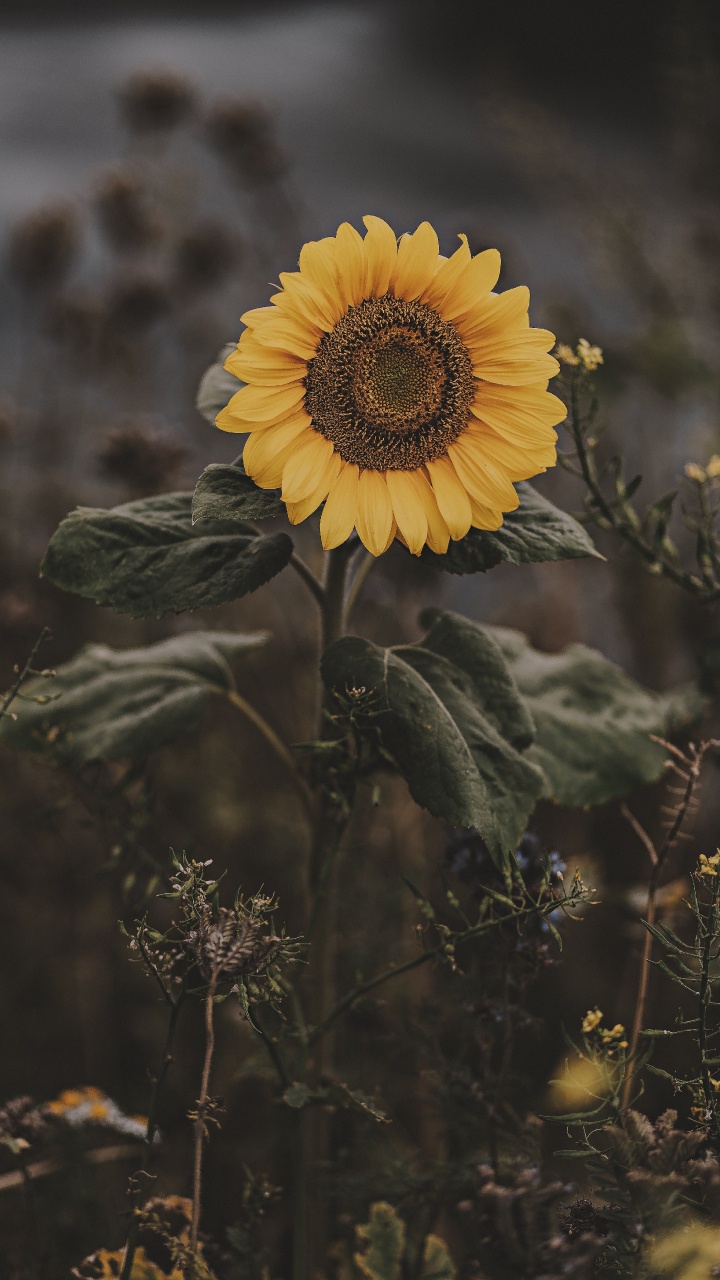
1 0 720 1271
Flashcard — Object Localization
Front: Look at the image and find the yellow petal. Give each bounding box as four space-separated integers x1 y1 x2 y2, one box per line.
226 341 306 386
448 435 520 511
356 470 394 556
274 274 339 331
220 381 305 425
281 431 337 503
239 305 276 330
320 463 360 549
298 237 340 311
244 423 315 488
456 286 530 343
285 449 342 523
414 470 450 553
421 235 472 310
425 454 473 540
468 330 559 385
252 317 321 361
468 495 503 530
471 384 566 443
436 249 501 322
466 422 556 479
334 221 366 310
385 470 428 556
362 215 397 298
390 222 440 301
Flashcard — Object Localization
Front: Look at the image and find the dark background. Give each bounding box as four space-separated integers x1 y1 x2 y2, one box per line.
1 0 720 1269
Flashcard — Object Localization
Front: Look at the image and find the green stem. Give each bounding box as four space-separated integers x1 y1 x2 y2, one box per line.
698 878 720 1143
344 550 376 624
190 980 218 1254
224 688 314 818
289 553 325 608
120 991 185 1280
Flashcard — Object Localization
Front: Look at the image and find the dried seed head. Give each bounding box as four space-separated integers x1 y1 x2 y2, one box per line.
8 204 80 293
189 905 281 982
94 171 162 253
118 70 196 134
175 220 241 292
205 99 286 181
96 421 188 496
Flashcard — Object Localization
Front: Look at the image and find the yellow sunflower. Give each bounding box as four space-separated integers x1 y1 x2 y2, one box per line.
216 217 565 556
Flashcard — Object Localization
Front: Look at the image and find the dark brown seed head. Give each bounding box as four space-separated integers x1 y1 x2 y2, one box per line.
304 295 475 470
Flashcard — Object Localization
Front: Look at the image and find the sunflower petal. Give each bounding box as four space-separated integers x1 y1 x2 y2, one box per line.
219 381 305 426
436 249 501 322
362 215 398 298
285 449 343 523
298 237 341 310
252 317 321 361
320 463 360 549
281 431 337 503
391 222 440 301
334 222 366 310
421 234 472 310
448 436 520 511
425 454 473 540
356 470 394 556
385 470 428 556
244 423 315 488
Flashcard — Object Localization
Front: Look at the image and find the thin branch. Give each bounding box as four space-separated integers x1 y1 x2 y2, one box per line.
0 1143 141 1194
343 550 376 624
224 689 314 818
620 804 658 867
289 554 325 608
0 627 52 721
190 981 217 1254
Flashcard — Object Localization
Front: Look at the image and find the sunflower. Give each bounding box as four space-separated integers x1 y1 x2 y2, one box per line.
216 217 565 556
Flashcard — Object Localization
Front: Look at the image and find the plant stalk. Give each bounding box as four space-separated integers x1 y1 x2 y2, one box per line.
190 979 217 1254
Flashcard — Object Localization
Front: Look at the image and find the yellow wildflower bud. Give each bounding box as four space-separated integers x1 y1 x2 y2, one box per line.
556 342 579 366
699 852 720 876
576 338 604 371
706 453 720 478
685 462 707 484
582 1007 603 1034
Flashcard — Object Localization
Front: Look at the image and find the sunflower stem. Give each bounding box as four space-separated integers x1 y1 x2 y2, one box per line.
344 549 376 624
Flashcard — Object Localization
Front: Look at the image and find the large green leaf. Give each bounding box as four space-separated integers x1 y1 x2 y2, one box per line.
321 624 545 864
196 344 243 423
423 482 601 574
41 492 293 618
483 624 704 806
192 462 284 524
0 631 265 762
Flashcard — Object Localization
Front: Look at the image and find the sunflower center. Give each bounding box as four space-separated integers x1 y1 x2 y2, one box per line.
304 295 475 470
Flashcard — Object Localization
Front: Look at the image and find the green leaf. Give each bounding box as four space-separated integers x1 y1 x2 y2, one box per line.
485 624 704 806
423 482 601 574
321 622 545 865
282 1083 313 1109
192 461 284 523
41 492 293 618
196 343 243 423
422 1236 456 1280
0 631 265 762
354 1203 405 1280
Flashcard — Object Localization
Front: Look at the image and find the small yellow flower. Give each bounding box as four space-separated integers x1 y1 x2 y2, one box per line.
217 217 564 556
685 462 707 484
698 852 720 877
582 1007 603 1034
576 338 604 371
556 342 579 366
706 453 720 479
89 1101 109 1120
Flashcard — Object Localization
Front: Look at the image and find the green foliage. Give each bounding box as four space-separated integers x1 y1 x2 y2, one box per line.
195 343 243 424
323 609 699 862
352 1203 456 1280
192 460 284 523
422 482 601 574
485 623 703 806
321 622 545 864
0 631 264 762
41 492 293 617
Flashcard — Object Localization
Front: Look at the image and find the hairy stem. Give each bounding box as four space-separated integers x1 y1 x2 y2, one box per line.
224 689 313 818
289 553 325 608
190 980 217 1254
344 550 376 623
120 991 185 1280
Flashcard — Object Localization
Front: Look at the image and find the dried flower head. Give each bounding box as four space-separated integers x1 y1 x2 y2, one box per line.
175 220 241 292
106 275 169 335
205 99 286 182
8 204 80 293
0 1095 51 1153
118 71 196 134
95 171 161 253
96 421 188 496
188 903 281 984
